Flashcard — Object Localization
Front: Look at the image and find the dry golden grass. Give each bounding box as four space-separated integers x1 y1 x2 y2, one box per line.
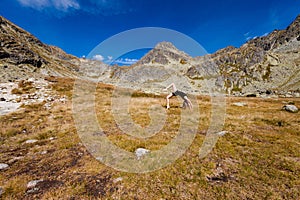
0 77 299 199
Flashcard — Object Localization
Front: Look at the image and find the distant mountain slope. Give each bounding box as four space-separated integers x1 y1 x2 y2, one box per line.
0 16 79 82
109 15 300 96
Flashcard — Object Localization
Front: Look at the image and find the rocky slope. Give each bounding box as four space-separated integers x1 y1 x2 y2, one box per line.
187 15 300 96
0 16 80 82
104 42 195 92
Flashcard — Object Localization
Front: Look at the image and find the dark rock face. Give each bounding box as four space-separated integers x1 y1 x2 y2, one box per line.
0 16 79 82
0 16 48 68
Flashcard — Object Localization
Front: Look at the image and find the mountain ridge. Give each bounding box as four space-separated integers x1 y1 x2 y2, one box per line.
1 15 300 97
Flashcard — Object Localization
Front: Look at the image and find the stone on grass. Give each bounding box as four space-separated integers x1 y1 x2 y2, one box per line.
113 177 123 183
40 150 48 155
135 148 150 160
282 105 298 113
0 163 9 170
217 131 227 136
25 139 38 144
232 102 247 107
27 179 43 189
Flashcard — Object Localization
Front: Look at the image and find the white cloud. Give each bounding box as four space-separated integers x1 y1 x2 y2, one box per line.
243 32 250 37
113 58 138 65
246 36 252 41
246 36 258 41
92 54 104 61
17 0 80 12
17 0 50 9
52 0 80 11
90 55 138 65
17 0 134 15
244 31 259 41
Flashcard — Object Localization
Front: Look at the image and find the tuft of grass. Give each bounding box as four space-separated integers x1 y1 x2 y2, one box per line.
3 176 29 199
49 77 74 98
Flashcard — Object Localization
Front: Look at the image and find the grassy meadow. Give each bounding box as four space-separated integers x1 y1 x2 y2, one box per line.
0 77 299 199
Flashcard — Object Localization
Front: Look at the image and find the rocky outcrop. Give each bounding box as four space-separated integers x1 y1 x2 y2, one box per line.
0 16 47 68
0 16 79 82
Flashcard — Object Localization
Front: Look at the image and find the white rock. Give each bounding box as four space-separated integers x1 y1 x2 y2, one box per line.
216 131 227 136
27 179 43 188
0 187 3 196
113 177 123 183
25 139 38 144
28 78 35 82
96 157 103 162
0 163 9 170
38 98 45 102
232 102 247 107
282 105 298 113
135 148 150 160
40 151 48 155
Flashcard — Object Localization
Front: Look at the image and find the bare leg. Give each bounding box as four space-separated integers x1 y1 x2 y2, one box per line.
182 101 187 109
184 96 193 110
166 93 173 109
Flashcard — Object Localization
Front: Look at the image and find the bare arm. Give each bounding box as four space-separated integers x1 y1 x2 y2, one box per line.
164 83 177 92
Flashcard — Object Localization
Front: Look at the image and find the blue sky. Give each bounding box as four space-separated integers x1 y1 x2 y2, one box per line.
1 0 300 65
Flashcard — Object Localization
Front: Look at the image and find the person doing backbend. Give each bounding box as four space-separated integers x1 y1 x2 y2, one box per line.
163 83 193 110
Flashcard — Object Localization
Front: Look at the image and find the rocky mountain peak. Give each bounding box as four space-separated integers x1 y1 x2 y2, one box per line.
134 41 191 66
154 41 178 51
